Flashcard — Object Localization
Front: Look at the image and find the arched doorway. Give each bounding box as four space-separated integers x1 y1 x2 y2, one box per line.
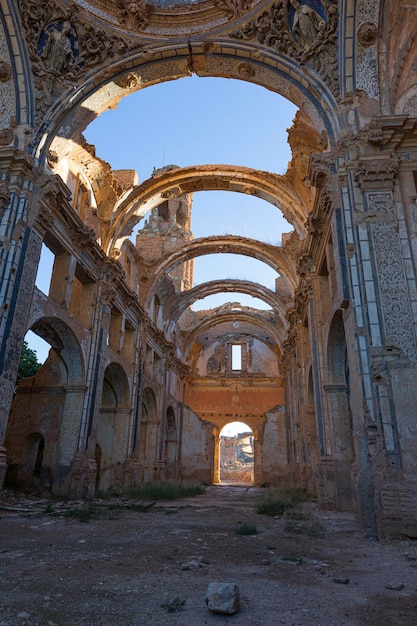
4 317 85 494
219 422 254 485
96 363 130 492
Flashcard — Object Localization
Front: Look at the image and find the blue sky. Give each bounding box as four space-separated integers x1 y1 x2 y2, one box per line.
29 75 297 361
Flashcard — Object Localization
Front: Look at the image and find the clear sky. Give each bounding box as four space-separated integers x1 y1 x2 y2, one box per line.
29 75 297 361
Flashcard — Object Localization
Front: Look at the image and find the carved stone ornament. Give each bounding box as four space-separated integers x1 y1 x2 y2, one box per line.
352 157 400 191
47 150 59 169
214 0 253 20
304 211 323 237
0 59 12 82
357 21 378 48
308 152 334 188
72 224 97 249
231 0 339 97
18 0 144 127
360 118 384 146
116 0 154 31
114 72 141 90
0 184 11 217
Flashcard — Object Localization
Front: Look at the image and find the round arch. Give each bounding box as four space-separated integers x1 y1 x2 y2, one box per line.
102 362 131 408
105 164 308 251
29 316 85 385
167 279 288 324
34 40 341 163
183 310 284 360
143 234 297 308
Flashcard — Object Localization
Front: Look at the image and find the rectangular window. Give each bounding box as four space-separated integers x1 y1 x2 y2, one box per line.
231 344 242 371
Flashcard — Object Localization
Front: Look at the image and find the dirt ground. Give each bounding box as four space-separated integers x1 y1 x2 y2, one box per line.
1 485 417 626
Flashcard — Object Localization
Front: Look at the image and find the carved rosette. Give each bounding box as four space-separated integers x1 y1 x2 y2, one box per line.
230 0 339 98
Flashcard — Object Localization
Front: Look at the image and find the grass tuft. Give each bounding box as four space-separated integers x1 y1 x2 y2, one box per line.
124 480 205 501
257 488 307 517
63 503 96 523
235 522 259 535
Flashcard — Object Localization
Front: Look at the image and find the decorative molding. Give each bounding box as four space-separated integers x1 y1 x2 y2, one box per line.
116 0 153 31
214 0 253 20
367 192 417 362
18 0 144 127
230 0 339 98
352 157 400 191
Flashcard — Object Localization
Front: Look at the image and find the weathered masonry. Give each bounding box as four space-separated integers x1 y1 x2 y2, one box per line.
1 0 417 539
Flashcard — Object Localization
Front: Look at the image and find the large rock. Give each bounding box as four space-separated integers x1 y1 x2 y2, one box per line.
205 582 240 615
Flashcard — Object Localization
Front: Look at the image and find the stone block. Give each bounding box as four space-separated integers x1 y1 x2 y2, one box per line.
205 582 240 615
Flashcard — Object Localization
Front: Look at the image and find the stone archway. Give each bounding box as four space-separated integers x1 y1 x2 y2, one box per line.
4 317 85 495
96 362 131 492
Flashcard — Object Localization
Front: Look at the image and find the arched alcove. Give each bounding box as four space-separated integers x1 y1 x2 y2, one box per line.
325 310 354 511
96 362 131 492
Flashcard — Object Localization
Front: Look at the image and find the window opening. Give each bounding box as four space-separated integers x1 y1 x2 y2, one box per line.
231 344 242 370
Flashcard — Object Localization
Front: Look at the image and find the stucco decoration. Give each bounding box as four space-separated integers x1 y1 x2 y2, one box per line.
116 0 154 30
214 0 253 20
367 192 417 362
18 0 144 127
230 0 339 98
0 25 16 137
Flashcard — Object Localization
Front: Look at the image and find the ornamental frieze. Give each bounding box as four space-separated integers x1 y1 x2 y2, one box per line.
230 0 339 98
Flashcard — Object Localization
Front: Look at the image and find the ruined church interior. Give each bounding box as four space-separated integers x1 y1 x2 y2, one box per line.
1 0 417 541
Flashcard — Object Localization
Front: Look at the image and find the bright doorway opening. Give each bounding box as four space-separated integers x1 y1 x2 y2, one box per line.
219 422 254 484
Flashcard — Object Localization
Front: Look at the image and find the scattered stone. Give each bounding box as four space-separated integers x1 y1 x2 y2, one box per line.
200 556 210 564
161 595 185 613
17 612 30 620
205 582 240 615
262 559 271 565
385 582 405 591
181 559 201 570
333 578 350 585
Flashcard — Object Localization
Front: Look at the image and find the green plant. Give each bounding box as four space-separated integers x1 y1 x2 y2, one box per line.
257 488 306 517
64 503 95 522
17 341 42 381
235 522 259 535
281 555 304 565
124 480 205 501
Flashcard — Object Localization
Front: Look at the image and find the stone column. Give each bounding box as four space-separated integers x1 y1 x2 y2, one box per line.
0 150 40 488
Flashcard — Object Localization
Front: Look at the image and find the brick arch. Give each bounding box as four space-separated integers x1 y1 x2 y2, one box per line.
143 235 297 309
182 310 285 360
105 164 307 253
165 279 288 328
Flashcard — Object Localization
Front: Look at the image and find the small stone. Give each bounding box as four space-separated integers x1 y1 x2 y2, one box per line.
205 582 239 615
333 578 350 585
262 559 271 565
385 582 405 591
199 556 210 564
17 612 30 619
